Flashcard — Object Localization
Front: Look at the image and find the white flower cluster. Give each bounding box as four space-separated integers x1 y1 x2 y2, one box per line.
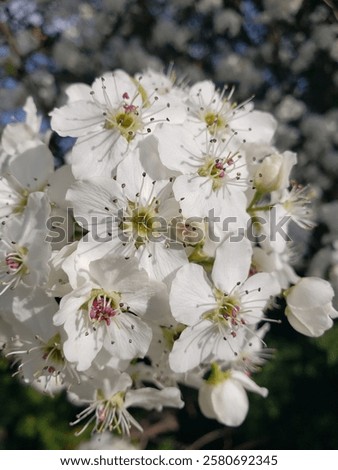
0 69 337 436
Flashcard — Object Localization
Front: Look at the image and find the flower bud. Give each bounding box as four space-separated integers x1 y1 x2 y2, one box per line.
253 151 297 193
285 277 338 337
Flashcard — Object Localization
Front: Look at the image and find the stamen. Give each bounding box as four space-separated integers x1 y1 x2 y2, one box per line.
89 296 118 326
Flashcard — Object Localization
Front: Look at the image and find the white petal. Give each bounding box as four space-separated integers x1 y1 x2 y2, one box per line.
91 70 138 108
240 273 280 324
9 286 58 324
122 279 162 317
70 129 127 178
169 321 217 372
89 256 159 316
50 101 103 137
170 263 215 325
287 277 335 309
100 372 132 397
236 110 277 145
231 370 268 397
138 135 179 180
212 236 252 293
125 387 184 410
47 164 75 209
63 310 104 371
116 149 167 204
8 142 54 191
173 175 214 217
67 177 124 235
147 93 187 124
2 124 39 155
73 238 126 285
53 285 91 326
105 314 152 360
286 305 333 337
198 383 218 420
23 96 41 132
65 83 92 102
211 379 249 427
156 124 198 173
279 151 298 189
189 80 216 106
137 240 187 285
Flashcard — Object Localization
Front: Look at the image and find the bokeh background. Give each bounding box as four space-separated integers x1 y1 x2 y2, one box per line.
1 0 338 450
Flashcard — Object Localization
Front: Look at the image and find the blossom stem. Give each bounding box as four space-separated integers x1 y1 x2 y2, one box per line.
248 204 274 213
246 191 263 212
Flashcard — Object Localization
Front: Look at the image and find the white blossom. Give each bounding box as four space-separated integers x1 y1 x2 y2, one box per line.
51 70 186 179
285 277 338 337
0 142 54 222
187 80 277 144
198 364 268 427
67 149 188 283
68 370 183 435
0 192 51 295
169 237 280 372
53 255 161 370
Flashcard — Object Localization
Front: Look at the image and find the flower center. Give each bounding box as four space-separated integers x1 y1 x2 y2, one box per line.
1 247 28 293
103 91 145 142
203 111 227 134
4 247 28 274
5 256 22 271
88 291 121 326
104 108 143 142
94 389 129 434
73 389 137 435
198 157 227 191
122 200 159 248
13 189 30 214
203 288 243 336
96 389 125 426
90 297 118 325
41 333 64 366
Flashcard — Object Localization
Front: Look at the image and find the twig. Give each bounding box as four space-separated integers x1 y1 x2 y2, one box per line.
131 413 179 449
0 22 22 64
186 427 230 450
322 0 338 21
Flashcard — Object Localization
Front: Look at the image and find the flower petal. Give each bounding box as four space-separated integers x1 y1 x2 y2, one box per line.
170 263 215 325
169 321 218 372
104 314 152 360
210 379 249 427
50 101 103 137
212 236 252 294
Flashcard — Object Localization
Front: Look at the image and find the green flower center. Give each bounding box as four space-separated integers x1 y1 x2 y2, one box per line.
104 106 143 142
197 157 226 191
122 200 159 249
205 363 231 385
13 189 30 214
203 288 242 337
203 111 227 134
161 324 186 349
41 333 64 367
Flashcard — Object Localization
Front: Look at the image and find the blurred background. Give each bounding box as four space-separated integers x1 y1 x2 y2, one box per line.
1 0 338 450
